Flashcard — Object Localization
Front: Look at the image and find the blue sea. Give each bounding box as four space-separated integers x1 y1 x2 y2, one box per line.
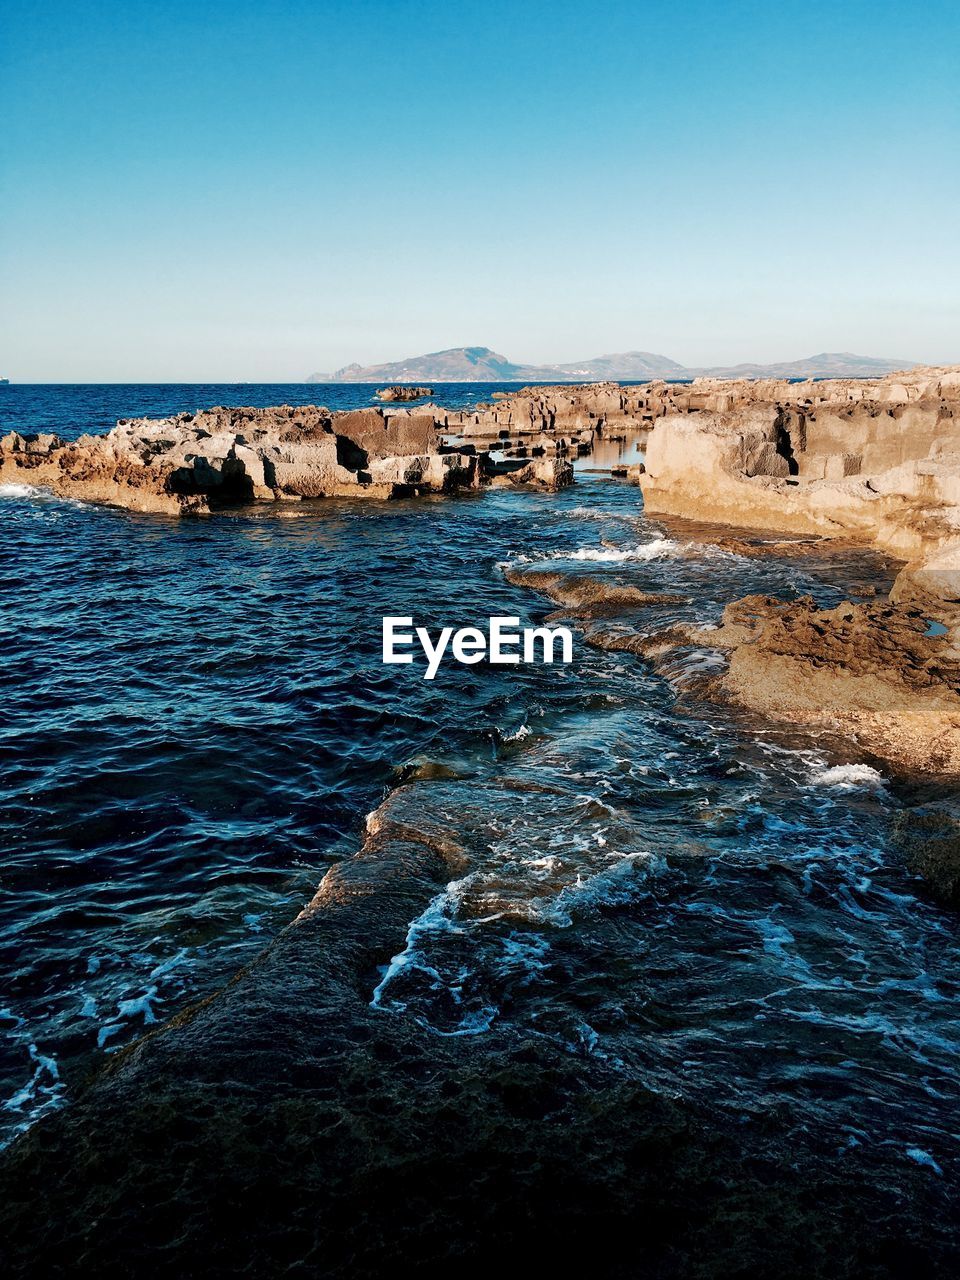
2 382 960 1197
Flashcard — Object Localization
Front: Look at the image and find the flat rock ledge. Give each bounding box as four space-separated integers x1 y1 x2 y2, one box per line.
0 405 572 516
677 594 960 778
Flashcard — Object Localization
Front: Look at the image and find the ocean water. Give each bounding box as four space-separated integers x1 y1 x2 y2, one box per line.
2 383 960 1192
0 381 514 442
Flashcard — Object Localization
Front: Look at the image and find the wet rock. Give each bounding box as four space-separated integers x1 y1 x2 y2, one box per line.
2 777 958 1276
503 566 684 615
585 624 694 659
669 595 960 777
392 757 467 783
509 558 960 777
892 809 960 909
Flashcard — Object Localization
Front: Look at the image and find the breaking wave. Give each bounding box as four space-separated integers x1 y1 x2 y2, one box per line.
504 538 681 566
0 483 42 498
810 763 887 790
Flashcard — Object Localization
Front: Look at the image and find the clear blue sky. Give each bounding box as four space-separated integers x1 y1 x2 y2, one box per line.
1 0 958 380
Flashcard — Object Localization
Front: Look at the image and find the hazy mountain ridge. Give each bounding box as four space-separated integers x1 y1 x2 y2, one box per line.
307 346 917 384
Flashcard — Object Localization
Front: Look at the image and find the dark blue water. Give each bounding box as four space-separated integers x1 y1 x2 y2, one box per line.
3 385 960 1194
0 382 550 443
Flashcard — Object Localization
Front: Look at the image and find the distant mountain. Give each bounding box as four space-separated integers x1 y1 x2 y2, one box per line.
688 352 914 379
307 346 685 384
306 346 916 384
547 351 689 381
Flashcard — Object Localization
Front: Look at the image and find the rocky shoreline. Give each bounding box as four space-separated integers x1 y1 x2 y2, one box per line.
0 403 572 515
5 369 960 1273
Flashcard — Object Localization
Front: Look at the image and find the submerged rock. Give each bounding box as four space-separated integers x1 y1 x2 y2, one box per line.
503 566 684 614
2 778 956 1277
893 808 960 908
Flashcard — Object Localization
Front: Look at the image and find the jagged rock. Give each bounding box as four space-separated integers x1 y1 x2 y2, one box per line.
0 405 478 514
1 431 63 455
504 559 960 778
495 458 574 490
375 385 433 401
636 369 960 612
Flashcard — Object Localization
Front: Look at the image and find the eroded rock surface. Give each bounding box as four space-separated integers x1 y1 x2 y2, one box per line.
682 595 960 777
584 366 960 771
0 405 477 515
503 565 683 615
507 564 960 778
0 398 583 514
637 365 960 615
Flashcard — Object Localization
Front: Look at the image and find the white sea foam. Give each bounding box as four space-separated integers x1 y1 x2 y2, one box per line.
0 482 87 511
567 506 634 522
496 931 551 983
502 724 531 742
534 851 664 927
503 537 681 566
368 877 503 1035
369 881 467 1010
0 483 41 498
906 1146 943 1175
564 539 680 562
811 763 886 791
1 1043 64 1149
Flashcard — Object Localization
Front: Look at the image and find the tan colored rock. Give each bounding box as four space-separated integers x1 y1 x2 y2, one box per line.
503 566 684 614
375 385 433 402
0 404 479 514
503 458 574 490
638 372 960 614
677 595 960 777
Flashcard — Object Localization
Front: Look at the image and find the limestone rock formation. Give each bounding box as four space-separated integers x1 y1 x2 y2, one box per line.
0 405 479 515
637 366 960 616
679 595 960 777
506 559 960 778
439 383 664 461
0 393 592 514
489 457 574 490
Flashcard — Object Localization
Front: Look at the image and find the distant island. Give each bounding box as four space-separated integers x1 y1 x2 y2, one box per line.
306 345 918 384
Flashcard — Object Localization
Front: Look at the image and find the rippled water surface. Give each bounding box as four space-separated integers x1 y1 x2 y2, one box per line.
3 383 960 1184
